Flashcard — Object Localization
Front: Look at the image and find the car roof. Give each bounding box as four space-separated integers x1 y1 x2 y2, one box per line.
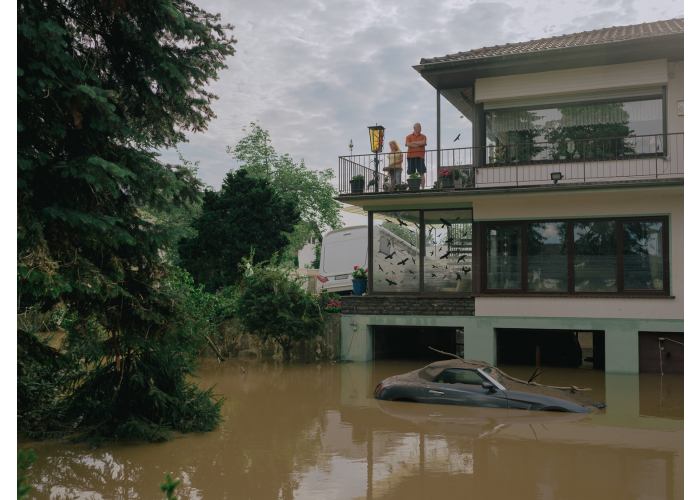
419 359 495 379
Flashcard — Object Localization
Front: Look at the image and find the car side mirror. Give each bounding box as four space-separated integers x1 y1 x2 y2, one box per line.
482 381 496 393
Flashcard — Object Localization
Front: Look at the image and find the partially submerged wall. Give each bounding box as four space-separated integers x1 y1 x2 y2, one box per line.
208 313 341 362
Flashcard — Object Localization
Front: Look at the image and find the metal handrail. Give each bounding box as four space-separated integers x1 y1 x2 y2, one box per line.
337 132 683 194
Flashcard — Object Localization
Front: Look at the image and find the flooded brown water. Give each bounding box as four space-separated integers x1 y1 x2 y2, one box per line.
22 360 683 499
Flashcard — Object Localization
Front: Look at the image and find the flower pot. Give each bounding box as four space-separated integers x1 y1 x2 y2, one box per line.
407 178 421 191
440 177 454 189
352 278 367 296
350 179 364 194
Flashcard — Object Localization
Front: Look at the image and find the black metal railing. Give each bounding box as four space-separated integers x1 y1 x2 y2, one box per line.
337 132 683 194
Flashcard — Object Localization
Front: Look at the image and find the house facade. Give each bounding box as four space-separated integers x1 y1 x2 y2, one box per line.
336 19 683 374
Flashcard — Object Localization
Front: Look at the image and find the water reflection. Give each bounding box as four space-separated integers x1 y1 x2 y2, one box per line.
23 360 683 499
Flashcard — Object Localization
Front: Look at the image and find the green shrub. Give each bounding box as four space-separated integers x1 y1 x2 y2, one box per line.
236 261 322 361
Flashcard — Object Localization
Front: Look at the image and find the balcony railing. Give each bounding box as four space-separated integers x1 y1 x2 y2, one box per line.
337 133 683 195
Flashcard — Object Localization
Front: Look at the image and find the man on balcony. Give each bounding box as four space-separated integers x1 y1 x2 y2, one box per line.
406 122 427 188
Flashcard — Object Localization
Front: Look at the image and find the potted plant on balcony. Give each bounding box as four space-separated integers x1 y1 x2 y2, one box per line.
351 265 368 295
350 174 365 194
407 172 421 191
437 167 458 189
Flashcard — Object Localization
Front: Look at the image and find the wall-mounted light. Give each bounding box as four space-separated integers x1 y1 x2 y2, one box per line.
550 172 563 184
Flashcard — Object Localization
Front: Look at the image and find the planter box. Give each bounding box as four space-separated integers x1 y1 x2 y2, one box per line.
408 178 421 191
350 179 364 194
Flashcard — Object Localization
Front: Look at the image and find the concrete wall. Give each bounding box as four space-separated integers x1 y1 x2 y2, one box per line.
473 184 683 320
475 59 668 104
667 60 684 134
340 313 682 374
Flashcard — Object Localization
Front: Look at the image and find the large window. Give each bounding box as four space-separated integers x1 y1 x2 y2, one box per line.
482 217 669 295
370 209 473 294
527 222 567 292
485 97 664 164
623 221 664 291
574 221 617 292
486 225 521 289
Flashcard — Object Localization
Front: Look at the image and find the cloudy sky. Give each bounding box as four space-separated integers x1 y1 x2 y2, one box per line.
160 0 683 194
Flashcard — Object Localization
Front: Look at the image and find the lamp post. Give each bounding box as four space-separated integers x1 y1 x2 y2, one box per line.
349 139 354 156
368 125 385 193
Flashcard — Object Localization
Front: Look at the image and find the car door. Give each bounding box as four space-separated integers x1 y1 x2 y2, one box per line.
429 368 509 408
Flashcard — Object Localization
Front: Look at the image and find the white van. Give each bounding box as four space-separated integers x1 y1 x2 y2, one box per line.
319 226 367 294
319 225 420 294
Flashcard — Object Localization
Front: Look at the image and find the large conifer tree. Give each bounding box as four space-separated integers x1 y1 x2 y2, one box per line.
18 0 236 439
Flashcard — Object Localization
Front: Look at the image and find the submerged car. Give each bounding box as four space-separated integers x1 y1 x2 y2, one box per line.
374 359 605 413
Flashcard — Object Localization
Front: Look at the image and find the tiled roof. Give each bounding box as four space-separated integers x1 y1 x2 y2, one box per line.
420 18 683 65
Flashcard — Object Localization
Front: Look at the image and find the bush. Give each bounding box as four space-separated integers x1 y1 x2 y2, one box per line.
236 261 322 361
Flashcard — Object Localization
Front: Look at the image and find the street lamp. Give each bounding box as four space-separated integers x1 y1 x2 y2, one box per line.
368 125 385 192
348 139 354 156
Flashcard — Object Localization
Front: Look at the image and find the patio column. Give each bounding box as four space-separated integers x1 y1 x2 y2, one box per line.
436 88 441 171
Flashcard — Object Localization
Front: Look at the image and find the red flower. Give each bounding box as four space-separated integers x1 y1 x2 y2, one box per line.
438 168 450 177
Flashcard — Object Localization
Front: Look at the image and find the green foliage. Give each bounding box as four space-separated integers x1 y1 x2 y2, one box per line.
236 260 323 361
160 473 181 500
179 169 300 291
227 123 341 261
319 291 341 313
18 0 235 440
18 448 36 500
17 328 76 438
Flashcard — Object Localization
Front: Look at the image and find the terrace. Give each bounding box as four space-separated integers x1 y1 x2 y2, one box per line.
337 132 683 196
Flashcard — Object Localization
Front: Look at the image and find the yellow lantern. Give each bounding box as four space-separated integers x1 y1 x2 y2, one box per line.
368 125 385 154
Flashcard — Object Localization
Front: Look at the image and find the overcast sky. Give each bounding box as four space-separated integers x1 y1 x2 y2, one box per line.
160 0 683 198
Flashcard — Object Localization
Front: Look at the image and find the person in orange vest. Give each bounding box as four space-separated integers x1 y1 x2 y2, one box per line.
405 122 427 188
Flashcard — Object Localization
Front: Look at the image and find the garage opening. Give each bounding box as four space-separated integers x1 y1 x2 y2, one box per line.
639 332 684 374
372 326 463 360
496 329 605 370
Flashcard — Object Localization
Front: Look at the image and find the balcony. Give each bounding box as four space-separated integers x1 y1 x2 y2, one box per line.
337 133 683 196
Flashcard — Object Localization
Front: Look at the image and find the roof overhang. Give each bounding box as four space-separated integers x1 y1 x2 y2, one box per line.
414 35 684 91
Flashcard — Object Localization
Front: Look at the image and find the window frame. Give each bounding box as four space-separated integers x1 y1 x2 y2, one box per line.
480 216 670 297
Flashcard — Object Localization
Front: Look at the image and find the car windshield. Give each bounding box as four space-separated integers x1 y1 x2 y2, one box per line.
480 366 508 385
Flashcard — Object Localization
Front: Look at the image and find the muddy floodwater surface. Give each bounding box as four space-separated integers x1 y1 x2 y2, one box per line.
23 360 683 499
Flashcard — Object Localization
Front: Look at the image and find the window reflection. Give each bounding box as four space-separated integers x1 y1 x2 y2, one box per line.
623 221 664 290
528 222 567 292
574 221 617 292
486 225 522 290
485 98 663 164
